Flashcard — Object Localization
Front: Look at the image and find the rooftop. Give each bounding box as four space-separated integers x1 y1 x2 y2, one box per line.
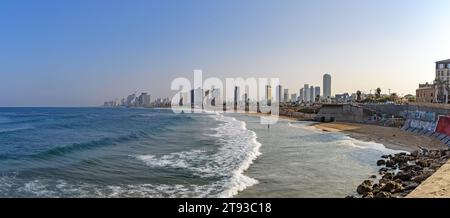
436 59 450 64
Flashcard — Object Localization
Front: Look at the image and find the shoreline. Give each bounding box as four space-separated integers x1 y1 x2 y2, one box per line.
235 112 450 198
311 122 448 152
309 122 450 198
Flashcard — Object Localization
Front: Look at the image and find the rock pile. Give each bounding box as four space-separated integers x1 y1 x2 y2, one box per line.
351 148 450 198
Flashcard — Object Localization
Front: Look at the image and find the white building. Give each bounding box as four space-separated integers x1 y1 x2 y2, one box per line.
303 84 310 102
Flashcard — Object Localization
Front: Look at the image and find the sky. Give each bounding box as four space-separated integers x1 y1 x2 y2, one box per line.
1 0 450 106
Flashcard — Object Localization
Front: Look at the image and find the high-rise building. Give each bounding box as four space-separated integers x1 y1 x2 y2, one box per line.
283 89 289 103
303 84 310 102
291 93 297 102
299 88 304 102
315 86 321 101
126 94 136 107
309 86 315 102
323 74 331 98
138 92 151 107
276 85 282 103
234 86 240 106
265 85 272 105
211 88 221 107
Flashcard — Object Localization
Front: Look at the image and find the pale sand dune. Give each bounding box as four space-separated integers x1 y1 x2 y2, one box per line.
407 161 450 198
313 122 447 152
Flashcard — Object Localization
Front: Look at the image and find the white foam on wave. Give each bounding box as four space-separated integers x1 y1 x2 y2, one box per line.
334 134 407 154
288 121 406 154
133 113 262 198
209 114 262 197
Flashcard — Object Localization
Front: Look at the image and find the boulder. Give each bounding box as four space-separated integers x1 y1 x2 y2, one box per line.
403 182 419 191
416 159 431 168
394 171 413 181
412 171 434 183
382 173 393 180
363 192 374 198
386 160 396 168
376 159 386 166
379 167 389 174
374 191 391 198
381 181 403 193
357 180 373 195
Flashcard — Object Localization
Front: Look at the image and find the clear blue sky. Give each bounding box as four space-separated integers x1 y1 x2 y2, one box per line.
1 0 450 106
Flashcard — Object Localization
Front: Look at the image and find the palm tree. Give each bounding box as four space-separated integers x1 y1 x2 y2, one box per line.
390 93 398 102
375 88 381 99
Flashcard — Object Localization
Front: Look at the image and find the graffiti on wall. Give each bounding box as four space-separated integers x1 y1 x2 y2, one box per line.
403 110 436 122
405 119 437 132
436 116 450 135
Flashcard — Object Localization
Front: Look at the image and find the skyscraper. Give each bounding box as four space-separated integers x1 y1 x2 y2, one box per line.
303 84 309 102
315 86 321 99
234 86 240 110
291 93 297 102
265 85 272 105
299 88 304 102
309 86 315 102
283 89 289 102
138 92 151 107
234 86 240 105
276 85 282 103
323 74 331 98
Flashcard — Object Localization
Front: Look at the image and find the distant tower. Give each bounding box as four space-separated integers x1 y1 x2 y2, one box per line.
265 85 272 105
315 86 321 102
309 86 315 102
299 88 304 102
303 84 310 102
283 89 289 103
234 86 240 110
323 74 331 98
276 85 282 103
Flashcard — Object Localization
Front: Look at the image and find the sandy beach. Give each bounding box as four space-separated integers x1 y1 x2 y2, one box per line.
406 160 450 198
312 122 447 152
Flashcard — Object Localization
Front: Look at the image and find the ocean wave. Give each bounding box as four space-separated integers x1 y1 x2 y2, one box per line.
335 135 406 154
0 118 48 126
34 131 149 159
0 131 151 161
0 178 223 198
0 126 34 134
134 113 262 198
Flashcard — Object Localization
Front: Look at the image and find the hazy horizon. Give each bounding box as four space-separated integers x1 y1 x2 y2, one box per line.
1 0 450 107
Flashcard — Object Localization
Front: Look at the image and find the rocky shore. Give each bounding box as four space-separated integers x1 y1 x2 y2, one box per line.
349 148 450 198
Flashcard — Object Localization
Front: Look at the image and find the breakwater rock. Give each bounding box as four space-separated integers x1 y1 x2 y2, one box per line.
350 148 450 198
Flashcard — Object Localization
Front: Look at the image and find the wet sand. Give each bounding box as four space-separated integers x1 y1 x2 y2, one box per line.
312 122 447 153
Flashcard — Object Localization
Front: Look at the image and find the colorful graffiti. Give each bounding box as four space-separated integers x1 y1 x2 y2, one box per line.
436 116 450 135
403 110 436 122
406 119 437 132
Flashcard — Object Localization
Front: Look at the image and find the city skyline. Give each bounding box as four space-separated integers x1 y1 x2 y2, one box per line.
1 0 450 106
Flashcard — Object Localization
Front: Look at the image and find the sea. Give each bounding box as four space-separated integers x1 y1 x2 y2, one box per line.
0 107 401 198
